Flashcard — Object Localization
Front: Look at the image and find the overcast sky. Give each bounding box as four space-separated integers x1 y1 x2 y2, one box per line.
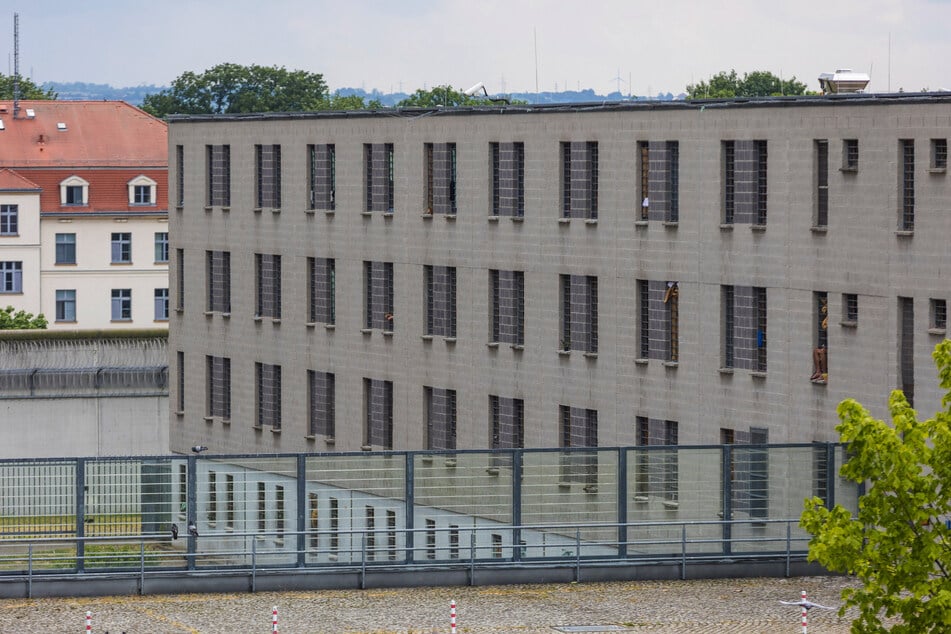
4 0 951 95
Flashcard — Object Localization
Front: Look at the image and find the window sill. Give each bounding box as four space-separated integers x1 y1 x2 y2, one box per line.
557 481 572 490
55 320 78 324
0 233 20 238
928 327 947 336
662 500 679 509
510 343 524 351
54 262 78 266
810 225 828 234
719 223 734 231
221 206 230 213
305 209 316 215
444 337 457 344
896 230 914 237
174 308 184 314
633 495 650 504
584 218 598 226
750 370 768 379
421 213 433 220
203 415 214 423
306 321 317 329
361 328 372 335
252 425 263 432
486 341 499 349
718 367 734 375
927 167 946 175
324 323 335 331
361 445 373 452
361 211 373 217
175 204 184 211
510 216 524 223
634 358 649 366
557 349 571 357
203 206 213 212
750 224 767 232
662 220 679 228
154 319 169 323
270 427 281 434
582 484 598 494
253 315 263 322
174 410 184 417
111 261 134 266
271 208 282 215
486 467 500 476
487 215 499 223
253 207 263 213
583 351 598 359
663 360 678 368
839 166 858 174
634 220 648 227
324 209 336 216
420 334 434 342
382 330 394 337
558 217 570 225
110 319 133 323
382 211 395 219
444 214 457 222
271 317 281 324
840 320 857 328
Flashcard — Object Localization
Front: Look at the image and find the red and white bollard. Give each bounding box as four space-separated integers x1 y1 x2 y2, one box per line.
801 590 808 634
85 611 92 633
450 599 457 634
272 605 278 633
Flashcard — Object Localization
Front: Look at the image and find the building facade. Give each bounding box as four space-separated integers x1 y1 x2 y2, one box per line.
0 100 169 330
168 95 950 456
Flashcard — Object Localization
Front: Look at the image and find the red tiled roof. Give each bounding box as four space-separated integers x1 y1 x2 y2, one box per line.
0 100 167 168
0 168 41 191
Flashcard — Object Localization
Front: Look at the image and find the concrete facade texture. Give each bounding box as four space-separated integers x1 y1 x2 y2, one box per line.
167 96 951 456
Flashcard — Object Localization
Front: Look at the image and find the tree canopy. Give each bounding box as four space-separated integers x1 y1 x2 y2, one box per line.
0 74 56 100
686 70 809 99
0 306 47 329
800 339 951 633
141 63 331 117
396 85 526 108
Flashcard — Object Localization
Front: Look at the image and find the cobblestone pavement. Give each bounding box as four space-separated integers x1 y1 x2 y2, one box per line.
0 576 871 633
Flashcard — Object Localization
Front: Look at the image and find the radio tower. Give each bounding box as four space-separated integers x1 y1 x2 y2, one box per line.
13 12 20 119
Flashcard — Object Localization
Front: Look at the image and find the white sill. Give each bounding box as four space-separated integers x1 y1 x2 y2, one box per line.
174 410 184 417
557 349 571 357
662 221 679 228
558 217 571 224
750 371 768 379
662 500 679 509
584 218 598 225
927 167 946 174
420 334 434 341
510 344 524 351
306 322 316 329
719 223 734 231
896 230 914 237
811 225 828 234
840 320 857 328
361 328 372 335
421 213 434 220
839 166 858 174
510 216 524 223
361 211 373 217
324 209 335 216
382 330 394 337
750 224 767 232
928 327 947 336
583 351 598 359
271 208 281 214
718 367 734 375
634 220 648 227
634 358 649 366
487 215 500 223
444 337 456 344
324 323 335 331
633 496 650 503
382 211 394 218
486 342 499 349
662 360 679 368
443 214 457 222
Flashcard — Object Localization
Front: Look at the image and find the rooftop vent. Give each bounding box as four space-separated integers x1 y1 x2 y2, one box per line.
57 122 67 131
25 108 35 119
818 69 871 94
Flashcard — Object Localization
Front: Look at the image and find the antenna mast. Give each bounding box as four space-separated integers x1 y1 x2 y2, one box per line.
13 12 20 119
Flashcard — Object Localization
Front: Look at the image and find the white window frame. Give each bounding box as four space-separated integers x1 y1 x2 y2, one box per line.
59 175 89 206
128 175 157 206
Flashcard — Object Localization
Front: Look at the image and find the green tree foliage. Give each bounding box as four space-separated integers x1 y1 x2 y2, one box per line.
0 74 56 100
686 69 808 99
0 306 48 329
801 339 951 633
396 85 527 108
142 63 330 117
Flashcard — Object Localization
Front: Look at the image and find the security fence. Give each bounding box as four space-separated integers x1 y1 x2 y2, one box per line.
0 444 858 595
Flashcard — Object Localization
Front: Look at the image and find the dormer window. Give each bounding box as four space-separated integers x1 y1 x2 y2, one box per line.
128 175 157 206
60 176 89 206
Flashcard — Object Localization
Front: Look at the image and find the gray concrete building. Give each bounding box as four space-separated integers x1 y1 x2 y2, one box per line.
167 95 951 456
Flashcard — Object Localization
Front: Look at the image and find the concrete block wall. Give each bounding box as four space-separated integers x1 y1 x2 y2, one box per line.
168 98 951 456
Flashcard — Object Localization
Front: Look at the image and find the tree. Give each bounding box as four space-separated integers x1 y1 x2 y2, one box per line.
0 74 56 100
0 306 47 329
686 70 809 99
396 85 526 108
142 63 329 117
800 339 951 633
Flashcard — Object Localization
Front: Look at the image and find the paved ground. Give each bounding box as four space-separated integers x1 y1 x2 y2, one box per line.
0 575 872 633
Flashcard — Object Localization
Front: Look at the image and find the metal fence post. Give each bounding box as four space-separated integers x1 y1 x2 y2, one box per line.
825 442 836 509
512 449 522 563
75 457 85 573
186 454 197 571
296 455 306 568
721 445 733 557
405 452 415 564
617 448 628 559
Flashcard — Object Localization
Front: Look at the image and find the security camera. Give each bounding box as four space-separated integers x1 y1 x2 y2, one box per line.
463 82 487 97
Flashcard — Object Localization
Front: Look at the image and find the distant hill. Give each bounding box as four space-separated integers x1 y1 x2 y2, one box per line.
44 82 683 107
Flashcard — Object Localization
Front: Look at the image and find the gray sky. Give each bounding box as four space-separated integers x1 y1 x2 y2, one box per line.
4 0 951 95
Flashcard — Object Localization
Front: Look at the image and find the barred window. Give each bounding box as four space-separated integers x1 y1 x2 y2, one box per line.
424 265 456 337
175 145 185 207
635 417 679 502
722 285 767 371
561 141 598 219
843 139 859 171
207 144 231 207
206 250 231 313
365 143 395 213
815 140 829 227
308 144 336 210
425 143 457 215
364 378 393 449
722 140 767 224
308 370 335 439
490 395 524 467
491 142 525 217
255 253 282 319
931 138 947 170
255 362 282 430
308 257 335 324
559 405 598 485
636 280 679 361
900 139 915 230
255 144 282 209
206 355 231 420
364 261 394 331
425 386 457 450
639 141 679 222
490 270 524 345
560 274 598 353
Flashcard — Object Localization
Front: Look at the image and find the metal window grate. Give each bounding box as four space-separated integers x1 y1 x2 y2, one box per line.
901 140 915 230
723 141 735 223
755 140 768 225
816 140 829 227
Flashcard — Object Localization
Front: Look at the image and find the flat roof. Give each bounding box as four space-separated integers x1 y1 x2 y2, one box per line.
167 91 951 124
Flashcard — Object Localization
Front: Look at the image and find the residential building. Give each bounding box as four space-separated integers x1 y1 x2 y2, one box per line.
0 100 168 329
168 96 950 455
